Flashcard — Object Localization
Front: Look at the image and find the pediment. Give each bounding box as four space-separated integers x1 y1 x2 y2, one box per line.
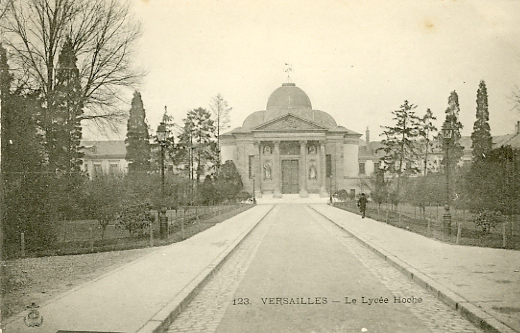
253 114 327 131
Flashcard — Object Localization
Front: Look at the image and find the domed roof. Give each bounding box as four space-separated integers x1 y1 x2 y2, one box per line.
266 83 312 110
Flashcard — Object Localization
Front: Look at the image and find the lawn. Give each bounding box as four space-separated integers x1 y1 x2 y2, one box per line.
2 203 253 320
333 201 520 250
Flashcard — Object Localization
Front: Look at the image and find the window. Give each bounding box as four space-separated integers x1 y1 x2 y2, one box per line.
350 189 356 198
109 163 118 175
374 162 380 171
359 162 366 175
93 164 102 177
248 155 254 179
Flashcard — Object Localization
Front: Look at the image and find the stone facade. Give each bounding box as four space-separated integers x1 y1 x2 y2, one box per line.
220 82 362 197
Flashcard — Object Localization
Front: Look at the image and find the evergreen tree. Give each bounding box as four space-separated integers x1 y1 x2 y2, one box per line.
153 108 175 173
47 37 84 173
471 80 492 161
1 44 56 254
466 146 519 217
125 91 151 173
442 91 464 168
175 107 217 182
215 160 243 202
378 100 423 203
1 43 45 179
1 43 11 174
210 94 232 169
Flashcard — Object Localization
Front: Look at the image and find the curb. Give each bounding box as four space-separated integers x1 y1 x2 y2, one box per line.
135 205 274 333
310 205 518 333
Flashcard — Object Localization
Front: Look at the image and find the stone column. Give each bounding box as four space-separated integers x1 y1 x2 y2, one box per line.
299 140 308 197
273 140 282 198
319 140 328 197
253 141 262 198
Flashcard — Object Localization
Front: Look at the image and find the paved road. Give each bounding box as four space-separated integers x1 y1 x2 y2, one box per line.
167 204 483 333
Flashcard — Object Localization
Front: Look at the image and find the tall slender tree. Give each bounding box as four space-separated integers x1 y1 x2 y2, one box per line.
175 108 216 182
471 80 492 161
419 108 437 175
46 37 84 173
378 100 423 203
125 91 150 173
210 94 232 169
1 43 45 178
442 91 464 168
2 43 56 253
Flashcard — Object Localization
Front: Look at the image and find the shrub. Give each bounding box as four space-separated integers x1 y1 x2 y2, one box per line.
116 203 154 237
474 210 504 234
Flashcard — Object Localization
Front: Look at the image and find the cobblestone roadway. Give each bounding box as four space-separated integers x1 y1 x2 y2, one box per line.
167 205 483 333
166 206 279 333
304 206 483 333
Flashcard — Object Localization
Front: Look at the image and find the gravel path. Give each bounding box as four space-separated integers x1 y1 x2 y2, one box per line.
2 247 157 320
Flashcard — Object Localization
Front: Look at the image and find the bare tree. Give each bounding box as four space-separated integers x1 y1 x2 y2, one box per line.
513 86 520 112
2 0 142 128
0 0 13 21
210 93 231 168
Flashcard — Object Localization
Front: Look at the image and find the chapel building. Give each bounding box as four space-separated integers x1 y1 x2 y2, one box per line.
220 82 362 198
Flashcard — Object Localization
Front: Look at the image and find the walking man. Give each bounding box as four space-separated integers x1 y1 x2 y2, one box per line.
357 193 368 218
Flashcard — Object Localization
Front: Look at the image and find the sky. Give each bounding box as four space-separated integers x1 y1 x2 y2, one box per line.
86 0 520 141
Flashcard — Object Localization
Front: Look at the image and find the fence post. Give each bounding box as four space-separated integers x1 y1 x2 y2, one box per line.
21 232 25 258
385 210 389 224
182 208 185 240
456 221 462 245
89 227 94 252
150 219 154 247
503 220 507 248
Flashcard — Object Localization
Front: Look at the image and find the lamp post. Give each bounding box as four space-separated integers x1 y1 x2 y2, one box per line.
156 122 168 197
442 119 453 237
156 121 169 239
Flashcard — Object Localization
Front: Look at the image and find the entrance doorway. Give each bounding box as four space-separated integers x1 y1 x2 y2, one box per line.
281 160 299 194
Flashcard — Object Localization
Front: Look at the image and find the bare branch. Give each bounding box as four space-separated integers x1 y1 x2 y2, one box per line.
2 0 142 128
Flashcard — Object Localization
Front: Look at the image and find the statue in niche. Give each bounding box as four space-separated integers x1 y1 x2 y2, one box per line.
263 162 272 180
309 165 317 180
263 145 272 155
308 144 317 155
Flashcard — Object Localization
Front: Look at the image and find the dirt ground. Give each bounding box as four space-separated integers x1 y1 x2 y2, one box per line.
2 247 157 320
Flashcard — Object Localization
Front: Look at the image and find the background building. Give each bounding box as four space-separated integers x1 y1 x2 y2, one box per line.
220 82 361 198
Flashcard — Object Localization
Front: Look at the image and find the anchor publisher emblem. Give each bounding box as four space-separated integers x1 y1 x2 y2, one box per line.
24 302 43 327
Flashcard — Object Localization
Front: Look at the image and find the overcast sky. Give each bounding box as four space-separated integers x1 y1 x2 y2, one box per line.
87 0 520 141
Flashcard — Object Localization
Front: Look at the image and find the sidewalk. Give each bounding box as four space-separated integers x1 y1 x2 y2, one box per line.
4 205 273 333
311 204 520 333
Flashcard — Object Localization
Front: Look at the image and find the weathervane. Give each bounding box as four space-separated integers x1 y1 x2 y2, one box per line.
284 63 293 83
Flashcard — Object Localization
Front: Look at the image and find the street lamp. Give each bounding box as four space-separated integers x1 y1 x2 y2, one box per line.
156 121 168 198
442 119 453 237
156 121 169 239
